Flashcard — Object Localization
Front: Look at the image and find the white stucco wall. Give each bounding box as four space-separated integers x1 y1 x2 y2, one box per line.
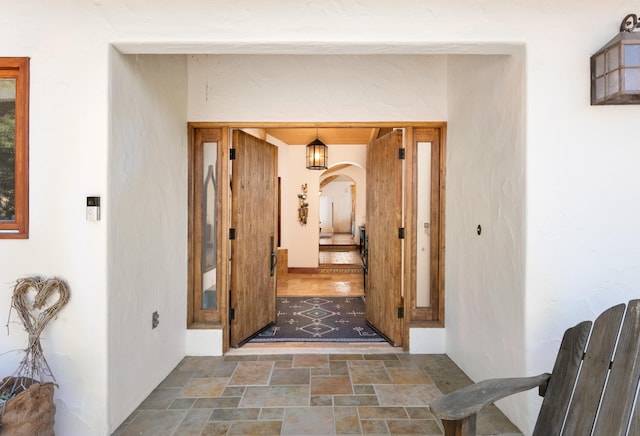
1 3 112 434
108 52 189 431
446 53 527 427
188 55 448 122
2 1 640 435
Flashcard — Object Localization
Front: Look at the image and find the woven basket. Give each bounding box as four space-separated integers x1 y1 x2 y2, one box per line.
0 377 55 436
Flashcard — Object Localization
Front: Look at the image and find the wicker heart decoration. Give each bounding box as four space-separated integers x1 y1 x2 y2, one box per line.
12 277 70 338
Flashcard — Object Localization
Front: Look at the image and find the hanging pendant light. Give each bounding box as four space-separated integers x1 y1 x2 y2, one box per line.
306 129 328 170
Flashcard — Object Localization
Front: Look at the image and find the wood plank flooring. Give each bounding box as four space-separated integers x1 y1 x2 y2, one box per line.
277 273 364 297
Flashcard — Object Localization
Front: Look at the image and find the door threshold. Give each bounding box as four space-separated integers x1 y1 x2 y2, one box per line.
227 342 402 356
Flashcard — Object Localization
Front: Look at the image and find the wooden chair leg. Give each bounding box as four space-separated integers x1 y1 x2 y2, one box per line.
442 415 477 436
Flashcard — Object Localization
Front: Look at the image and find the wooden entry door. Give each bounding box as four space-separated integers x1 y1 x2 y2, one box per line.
229 130 278 347
365 130 404 346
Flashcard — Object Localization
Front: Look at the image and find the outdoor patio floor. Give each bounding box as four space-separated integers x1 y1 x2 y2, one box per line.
112 352 522 435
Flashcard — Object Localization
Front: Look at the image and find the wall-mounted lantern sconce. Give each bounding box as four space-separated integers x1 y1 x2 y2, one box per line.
298 184 309 226
591 13 640 105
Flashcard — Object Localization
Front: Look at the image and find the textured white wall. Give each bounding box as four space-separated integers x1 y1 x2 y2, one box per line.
446 53 527 427
0 3 113 434
187 55 448 122
2 1 640 435
108 51 189 431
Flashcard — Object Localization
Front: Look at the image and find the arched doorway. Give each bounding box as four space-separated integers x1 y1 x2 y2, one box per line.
318 169 363 272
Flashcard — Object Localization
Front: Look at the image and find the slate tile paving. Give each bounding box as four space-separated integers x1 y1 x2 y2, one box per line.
112 353 523 435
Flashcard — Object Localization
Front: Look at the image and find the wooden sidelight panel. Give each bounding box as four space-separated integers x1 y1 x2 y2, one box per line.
187 127 228 327
365 129 404 346
229 130 278 347
405 127 446 329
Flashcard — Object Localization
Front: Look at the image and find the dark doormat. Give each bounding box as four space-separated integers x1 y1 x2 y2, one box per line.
249 296 385 343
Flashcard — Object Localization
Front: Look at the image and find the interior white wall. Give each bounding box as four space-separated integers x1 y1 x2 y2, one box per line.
321 180 354 233
108 52 189 430
324 164 367 241
340 165 366 240
446 53 527 427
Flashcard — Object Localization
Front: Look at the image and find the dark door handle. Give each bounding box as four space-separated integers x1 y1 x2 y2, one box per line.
270 251 278 277
270 235 278 277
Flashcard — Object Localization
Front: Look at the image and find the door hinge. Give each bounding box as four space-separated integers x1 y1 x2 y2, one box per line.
398 148 405 160
230 148 236 160
229 228 236 240
398 227 405 239
229 307 235 320
397 307 404 318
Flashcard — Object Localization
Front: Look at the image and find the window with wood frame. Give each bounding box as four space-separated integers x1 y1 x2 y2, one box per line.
0 58 29 239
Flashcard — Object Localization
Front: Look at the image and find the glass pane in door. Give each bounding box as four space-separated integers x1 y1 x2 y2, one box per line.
202 141 217 309
416 141 431 307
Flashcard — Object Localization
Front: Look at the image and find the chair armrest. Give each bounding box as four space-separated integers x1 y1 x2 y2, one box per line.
430 373 551 421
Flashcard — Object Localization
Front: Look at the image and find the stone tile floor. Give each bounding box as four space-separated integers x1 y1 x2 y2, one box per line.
112 353 522 435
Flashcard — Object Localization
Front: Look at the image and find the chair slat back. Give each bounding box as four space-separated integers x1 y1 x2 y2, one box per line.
535 301 640 436
563 303 626 434
592 300 640 436
628 400 640 435
533 320 592 436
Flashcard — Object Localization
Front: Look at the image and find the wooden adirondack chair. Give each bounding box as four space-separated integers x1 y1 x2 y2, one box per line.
430 299 640 436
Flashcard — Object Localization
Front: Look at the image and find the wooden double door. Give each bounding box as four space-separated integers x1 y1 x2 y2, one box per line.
229 129 403 347
189 125 444 351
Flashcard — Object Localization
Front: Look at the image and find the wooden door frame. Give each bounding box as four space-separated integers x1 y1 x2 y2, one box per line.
188 122 446 353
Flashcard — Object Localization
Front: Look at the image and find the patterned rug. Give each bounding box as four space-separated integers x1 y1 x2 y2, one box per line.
249 296 385 343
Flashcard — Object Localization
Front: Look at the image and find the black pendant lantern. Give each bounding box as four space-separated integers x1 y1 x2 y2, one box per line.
591 13 640 105
306 132 328 170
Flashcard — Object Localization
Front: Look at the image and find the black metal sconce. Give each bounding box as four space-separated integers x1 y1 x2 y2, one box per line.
591 13 640 105
306 129 328 170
